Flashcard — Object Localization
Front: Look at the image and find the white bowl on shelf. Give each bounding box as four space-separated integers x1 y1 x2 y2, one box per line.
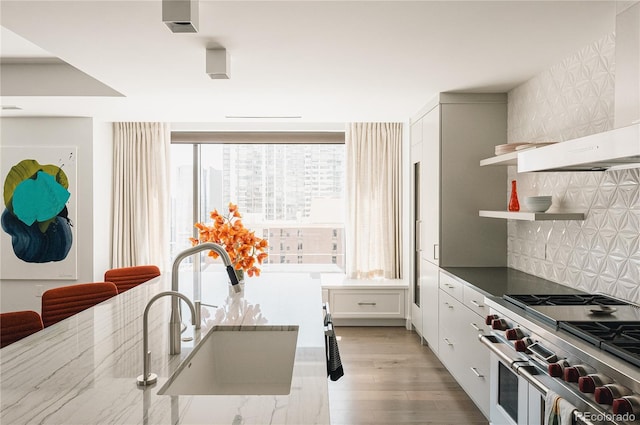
524 196 552 213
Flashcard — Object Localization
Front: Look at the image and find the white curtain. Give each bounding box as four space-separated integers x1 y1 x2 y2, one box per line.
345 122 402 279
112 122 170 270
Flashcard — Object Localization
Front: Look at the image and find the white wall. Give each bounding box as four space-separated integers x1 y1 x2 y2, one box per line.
92 121 113 281
0 117 112 313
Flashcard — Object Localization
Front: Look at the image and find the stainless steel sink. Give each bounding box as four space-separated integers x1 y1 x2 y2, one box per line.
157 326 299 396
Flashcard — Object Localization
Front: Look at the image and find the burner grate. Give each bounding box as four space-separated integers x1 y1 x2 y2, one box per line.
560 321 640 368
505 294 628 308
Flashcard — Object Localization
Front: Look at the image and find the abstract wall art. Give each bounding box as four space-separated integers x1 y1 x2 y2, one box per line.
1 147 77 279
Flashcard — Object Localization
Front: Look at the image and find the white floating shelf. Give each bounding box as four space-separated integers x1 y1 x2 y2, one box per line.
479 210 585 221
480 151 518 166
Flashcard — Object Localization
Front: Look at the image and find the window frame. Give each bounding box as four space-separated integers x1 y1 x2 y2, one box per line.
170 131 346 273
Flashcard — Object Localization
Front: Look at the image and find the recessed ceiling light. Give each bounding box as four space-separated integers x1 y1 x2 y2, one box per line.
1 105 22 110
225 115 302 119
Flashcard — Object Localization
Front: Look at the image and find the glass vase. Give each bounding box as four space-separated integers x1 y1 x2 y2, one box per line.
508 180 520 212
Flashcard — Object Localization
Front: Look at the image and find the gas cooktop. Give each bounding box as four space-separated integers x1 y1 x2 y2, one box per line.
503 293 639 326
504 293 629 309
560 321 640 368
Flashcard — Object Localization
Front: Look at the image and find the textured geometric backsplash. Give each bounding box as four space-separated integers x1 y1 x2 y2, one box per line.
507 33 640 303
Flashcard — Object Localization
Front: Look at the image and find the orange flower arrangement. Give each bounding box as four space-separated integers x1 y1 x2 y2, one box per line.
190 203 268 277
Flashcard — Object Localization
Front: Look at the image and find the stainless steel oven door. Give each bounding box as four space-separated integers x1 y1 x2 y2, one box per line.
490 351 544 425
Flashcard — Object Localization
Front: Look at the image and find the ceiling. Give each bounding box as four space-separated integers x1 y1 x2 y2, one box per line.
0 1 617 124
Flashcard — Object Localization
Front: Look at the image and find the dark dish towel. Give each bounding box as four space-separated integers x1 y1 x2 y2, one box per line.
326 332 344 381
324 312 344 381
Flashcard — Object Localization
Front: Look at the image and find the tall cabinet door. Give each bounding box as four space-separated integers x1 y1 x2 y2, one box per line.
419 104 440 351
421 105 440 265
410 120 423 336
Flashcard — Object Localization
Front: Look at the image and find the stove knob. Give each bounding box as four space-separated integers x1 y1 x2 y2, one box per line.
492 319 509 331
612 396 640 415
514 338 529 352
506 328 525 340
595 385 631 405
579 374 613 394
563 364 595 383
594 387 614 405
579 376 596 393
564 367 581 383
485 314 499 326
548 360 569 378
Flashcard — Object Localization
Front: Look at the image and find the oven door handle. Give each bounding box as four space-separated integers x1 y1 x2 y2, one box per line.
479 335 546 390
513 364 549 397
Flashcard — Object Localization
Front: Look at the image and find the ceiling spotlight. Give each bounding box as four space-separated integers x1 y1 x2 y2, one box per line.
225 115 302 119
163 0 198 33
206 48 230 79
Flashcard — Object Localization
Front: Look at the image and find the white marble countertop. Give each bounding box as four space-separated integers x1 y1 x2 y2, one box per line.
0 272 330 425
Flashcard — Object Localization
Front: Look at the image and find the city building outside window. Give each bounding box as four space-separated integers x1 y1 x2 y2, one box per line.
170 142 345 273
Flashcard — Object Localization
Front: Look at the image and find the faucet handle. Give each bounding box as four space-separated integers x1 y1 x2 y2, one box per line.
226 265 239 286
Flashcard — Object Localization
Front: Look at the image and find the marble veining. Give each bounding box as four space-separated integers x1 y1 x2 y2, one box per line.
0 272 330 425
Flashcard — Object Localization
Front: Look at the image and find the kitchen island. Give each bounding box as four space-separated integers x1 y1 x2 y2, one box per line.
0 271 330 425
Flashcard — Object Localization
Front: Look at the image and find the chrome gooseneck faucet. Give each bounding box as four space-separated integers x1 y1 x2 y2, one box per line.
137 291 196 387
170 243 240 351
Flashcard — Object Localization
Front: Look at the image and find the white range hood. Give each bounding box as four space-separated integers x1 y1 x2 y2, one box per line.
518 122 640 172
518 2 640 172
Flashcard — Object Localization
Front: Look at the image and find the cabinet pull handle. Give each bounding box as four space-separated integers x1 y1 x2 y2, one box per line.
471 300 484 308
443 302 453 309
445 284 454 289
415 220 421 252
358 302 377 306
433 244 439 261
470 367 484 378
470 323 481 332
443 338 453 346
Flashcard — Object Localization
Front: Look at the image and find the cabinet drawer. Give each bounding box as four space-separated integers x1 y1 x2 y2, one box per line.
457 303 491 417
438 290 462 368
463 285 489 318
329 290 405 319
439 272 463 301
438 289 490 418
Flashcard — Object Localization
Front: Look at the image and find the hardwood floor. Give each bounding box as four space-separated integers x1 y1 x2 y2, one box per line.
327 327 489 425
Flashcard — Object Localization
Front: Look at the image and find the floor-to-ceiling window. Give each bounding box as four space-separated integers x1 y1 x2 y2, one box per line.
170 136 345 273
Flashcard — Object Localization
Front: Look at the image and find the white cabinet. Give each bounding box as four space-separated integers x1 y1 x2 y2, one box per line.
329 289 405 319
439 271 464 301
456 297 491 418
420 259 439 354
437 272 490 418
321 276 408 325
410 93 507 351
463 284 489 319
438 290 463 367
409 93 508 421
411 93 508 268
421 106 440 265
